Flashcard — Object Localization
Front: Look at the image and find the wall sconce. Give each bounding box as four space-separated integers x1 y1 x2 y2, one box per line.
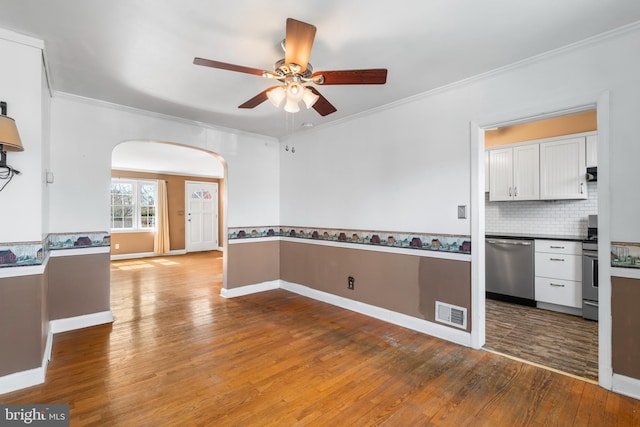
0 101 23 192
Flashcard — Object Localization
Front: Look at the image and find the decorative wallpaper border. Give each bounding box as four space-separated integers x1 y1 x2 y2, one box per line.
0 232 110 268
229 226 472 254
611 242 640 269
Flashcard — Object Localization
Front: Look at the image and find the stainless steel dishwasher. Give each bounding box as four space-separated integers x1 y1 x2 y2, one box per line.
485 237 535 304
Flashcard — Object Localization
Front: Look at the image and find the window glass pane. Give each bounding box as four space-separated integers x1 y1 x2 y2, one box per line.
110 180 157 231
140 184 155 205
139 182 157 229
110 181 135 230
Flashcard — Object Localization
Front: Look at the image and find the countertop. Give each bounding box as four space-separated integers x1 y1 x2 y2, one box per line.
486 232 586 242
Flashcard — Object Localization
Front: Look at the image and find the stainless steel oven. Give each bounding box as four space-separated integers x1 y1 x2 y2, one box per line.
582 215 598 321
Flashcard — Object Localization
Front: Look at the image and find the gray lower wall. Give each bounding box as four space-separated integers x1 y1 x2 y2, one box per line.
0 251 111 378
0 269 47 377
48 253 111 320
612 276 640 380
227 240 472 332
227 241 280 289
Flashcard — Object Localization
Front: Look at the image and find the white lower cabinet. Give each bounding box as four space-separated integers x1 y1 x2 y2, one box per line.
534 240 582 308
535 277 582 308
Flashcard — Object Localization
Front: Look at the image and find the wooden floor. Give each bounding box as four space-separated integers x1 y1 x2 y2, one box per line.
485 299 599 381
3 252 639 426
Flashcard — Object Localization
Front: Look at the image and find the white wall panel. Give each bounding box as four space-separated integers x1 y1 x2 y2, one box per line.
48 97 279 233
282 27 640 242
0 36 44 242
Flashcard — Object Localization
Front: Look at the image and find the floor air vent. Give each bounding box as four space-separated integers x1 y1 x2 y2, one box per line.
435 301 467 329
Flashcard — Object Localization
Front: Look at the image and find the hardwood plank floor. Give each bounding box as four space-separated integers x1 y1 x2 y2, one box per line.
485 298 599 381
2 252 639 426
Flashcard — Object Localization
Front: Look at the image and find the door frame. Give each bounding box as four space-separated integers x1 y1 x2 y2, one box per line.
470 91 612 390
185 180 220 253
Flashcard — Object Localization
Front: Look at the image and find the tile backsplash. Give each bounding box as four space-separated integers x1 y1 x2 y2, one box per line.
485 181 597 236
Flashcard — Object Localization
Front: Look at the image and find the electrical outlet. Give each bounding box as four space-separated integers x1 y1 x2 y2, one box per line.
348 276 355 290
115 243 120 249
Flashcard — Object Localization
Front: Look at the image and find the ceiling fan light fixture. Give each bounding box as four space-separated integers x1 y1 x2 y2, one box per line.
267 86 286 107
302 87 319 109
284 97 300 113
287 82 304 102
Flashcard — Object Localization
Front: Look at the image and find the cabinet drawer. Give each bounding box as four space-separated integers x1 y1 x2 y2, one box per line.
535 240 582 255
535 277 582 308
535 253 582 281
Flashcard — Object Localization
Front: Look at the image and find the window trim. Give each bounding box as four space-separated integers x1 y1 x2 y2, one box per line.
110 178 158 232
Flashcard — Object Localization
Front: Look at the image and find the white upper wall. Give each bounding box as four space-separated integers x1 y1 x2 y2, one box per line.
282 25 640 242
48 97 280 233
0 32 44 243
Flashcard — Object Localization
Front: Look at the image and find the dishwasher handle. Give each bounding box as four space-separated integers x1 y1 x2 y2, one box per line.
486 239 532 246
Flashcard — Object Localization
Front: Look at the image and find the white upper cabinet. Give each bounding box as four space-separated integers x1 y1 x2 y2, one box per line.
513 144 540 200
540 137 587 200
489 147 513 201
586 134 597 167
489 145 539 201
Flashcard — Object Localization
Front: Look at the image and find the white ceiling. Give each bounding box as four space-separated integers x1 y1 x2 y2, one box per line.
1 1 640 139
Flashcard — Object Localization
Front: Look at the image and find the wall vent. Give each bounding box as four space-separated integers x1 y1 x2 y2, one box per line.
435 301 467 329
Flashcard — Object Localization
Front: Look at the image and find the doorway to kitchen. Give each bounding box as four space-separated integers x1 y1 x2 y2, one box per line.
472 100 610 385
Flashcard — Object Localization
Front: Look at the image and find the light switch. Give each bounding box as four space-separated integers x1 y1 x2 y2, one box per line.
457 205 467 219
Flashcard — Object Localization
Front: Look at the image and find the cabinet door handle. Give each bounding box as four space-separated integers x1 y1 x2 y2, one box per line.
508 186 512 197
514 186 518 197
580 182 584 194
549 283 565 287
549 257 565 262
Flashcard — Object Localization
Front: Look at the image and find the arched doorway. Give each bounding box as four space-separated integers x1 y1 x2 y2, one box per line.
110 140 227 260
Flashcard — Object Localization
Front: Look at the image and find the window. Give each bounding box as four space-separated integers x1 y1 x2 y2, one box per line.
110 179 157 231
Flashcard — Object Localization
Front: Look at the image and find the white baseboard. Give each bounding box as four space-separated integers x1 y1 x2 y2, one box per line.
220 280 280 298
221 280 472 347
613 373 640 400
1 311 113 395
280 281 472 347
0 366 46 396
110 250 187 261
110 251 155 260
0 328 54 395
50 310 114 334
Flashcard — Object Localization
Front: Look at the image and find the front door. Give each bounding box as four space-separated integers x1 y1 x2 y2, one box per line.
185 181 218 252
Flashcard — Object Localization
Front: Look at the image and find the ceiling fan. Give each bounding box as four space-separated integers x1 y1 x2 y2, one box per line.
193 18 388 116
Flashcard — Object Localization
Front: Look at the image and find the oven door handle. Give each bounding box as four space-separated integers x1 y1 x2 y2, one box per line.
584 301 599 308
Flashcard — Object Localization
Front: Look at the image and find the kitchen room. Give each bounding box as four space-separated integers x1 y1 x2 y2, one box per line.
483 110 599 381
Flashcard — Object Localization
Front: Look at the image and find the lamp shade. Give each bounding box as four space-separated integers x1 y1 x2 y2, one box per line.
287 82 304 102
267 86 286 107
0 116 23 151
302 87 320 109
283 97 300 113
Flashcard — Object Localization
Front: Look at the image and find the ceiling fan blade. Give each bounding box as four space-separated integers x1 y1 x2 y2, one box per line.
312 69 388 85
238 87 277 109
194 57 266 77
308 87 337 116
285 18 316 72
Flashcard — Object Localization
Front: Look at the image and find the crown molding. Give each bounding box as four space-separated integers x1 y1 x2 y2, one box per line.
51 90 279 143
289 20 640 140
0 27 44 49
